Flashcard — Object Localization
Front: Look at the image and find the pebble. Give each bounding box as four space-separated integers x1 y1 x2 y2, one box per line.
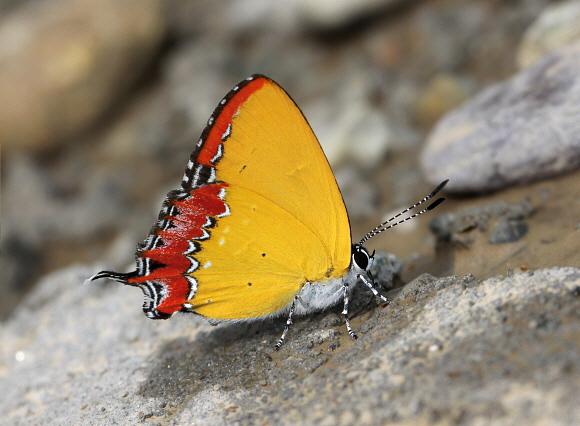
488 220 529 244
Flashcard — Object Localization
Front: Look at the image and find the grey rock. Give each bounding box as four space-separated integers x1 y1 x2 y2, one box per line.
488 220 529 244
517 0 580 69
3 154 126 246
370 252 402 292
421 40 580 193
2 263 580 424
1 153 131 319
430 198 535 241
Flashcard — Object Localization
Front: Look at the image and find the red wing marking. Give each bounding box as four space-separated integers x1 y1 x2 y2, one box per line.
180 76 268 189
196 78 266 166
87 75 271 320
128 184 229 318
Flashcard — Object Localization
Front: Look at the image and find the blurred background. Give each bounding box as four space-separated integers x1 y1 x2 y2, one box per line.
2 0 580 320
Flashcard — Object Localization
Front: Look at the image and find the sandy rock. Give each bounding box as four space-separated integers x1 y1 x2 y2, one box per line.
421 41 580 193
414 73 473 128
0 0 164 151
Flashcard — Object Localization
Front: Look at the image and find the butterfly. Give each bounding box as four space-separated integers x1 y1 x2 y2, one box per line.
86 75 447 348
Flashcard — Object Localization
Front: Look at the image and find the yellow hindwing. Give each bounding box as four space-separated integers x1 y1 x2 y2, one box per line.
192 78 351 319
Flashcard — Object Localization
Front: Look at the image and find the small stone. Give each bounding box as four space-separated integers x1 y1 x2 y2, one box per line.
488 220 529 244
319 313 341 328
429 213 455 240
328 341 340 351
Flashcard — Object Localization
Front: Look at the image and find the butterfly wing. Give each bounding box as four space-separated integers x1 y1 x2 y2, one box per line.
188 76 351 319
94 75 352 320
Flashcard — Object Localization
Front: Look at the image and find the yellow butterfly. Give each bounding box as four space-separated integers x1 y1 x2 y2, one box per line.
87 75 447 348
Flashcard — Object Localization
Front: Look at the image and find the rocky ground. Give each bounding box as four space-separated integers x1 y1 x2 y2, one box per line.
2 0 580 424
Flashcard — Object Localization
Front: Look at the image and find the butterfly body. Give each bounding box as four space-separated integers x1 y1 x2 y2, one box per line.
87 75 447 347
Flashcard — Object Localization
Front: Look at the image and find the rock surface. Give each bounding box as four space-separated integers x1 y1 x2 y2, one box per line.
421 40 580 194
517 0 580 68
1 263 579 424
0 0 164 151
2 1 579 423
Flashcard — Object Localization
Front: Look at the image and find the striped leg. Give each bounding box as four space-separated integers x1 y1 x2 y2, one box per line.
358 272 389 304
342 282 357 340
275 295 298 350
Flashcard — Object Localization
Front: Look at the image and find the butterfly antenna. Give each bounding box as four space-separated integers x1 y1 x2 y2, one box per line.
359 179 448 245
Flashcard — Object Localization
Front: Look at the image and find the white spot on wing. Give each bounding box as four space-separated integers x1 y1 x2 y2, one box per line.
143 235 153 250
185 276 197 300
185 241 197 255
203 261 212 269
211 144 223 164
219 237 225 246
192 165 201 187
217 203 230 218
207 167 216 183
137 258 144 275
187 257 199 273
221 124 231 142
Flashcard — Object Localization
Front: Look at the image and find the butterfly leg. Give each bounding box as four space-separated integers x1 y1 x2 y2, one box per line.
358 272 389 304
275 295 298 350
342 281 357 340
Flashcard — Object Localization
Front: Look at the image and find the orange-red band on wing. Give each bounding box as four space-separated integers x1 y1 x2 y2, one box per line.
197 78 266 166
128 184 229 317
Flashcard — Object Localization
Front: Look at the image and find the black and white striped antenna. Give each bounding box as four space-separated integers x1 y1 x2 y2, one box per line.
359 179 448 245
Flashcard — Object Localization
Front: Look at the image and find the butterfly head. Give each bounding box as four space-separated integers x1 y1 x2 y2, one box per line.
351 244 375 273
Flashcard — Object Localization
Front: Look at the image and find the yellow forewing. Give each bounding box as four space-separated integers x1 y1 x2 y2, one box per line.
192 78 351 319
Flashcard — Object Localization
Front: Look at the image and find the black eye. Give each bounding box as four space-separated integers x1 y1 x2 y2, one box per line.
353 249 369 270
